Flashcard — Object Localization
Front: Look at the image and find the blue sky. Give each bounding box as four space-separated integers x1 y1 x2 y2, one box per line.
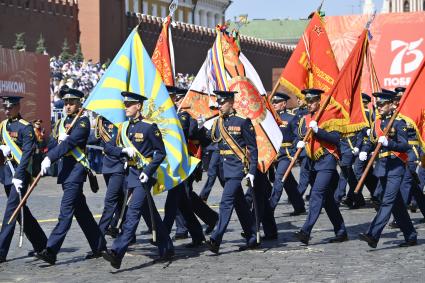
226 0 385 20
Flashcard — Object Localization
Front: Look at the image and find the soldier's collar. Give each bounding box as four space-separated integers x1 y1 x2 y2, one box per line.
129 114 142 124
223 109 236 118
8 114 21 122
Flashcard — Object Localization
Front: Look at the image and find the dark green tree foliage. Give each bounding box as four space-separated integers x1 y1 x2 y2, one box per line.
73 43 84 62
13 33 26 51
60 38 72 61
35 34 46 54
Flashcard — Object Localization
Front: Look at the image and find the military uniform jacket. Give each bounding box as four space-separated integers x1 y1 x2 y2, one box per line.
48 115 90 184
178 110 210 148
293 106 309 158
88 117 125 174
355 109 373 153
0 116 35 186
405 121 421 163
104 116 166 189
277 110 297 161
178 111 197 141
211 112 258 179
363 116 409 177
296 114 340 171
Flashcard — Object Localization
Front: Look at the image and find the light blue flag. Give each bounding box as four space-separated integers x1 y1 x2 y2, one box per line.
84 28 199 194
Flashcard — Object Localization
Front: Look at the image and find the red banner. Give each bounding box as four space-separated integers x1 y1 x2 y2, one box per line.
326 12 425 92
0 48 50 134
398 57 425 149
318 29 369 133
279 12 339 98
152 15 174 86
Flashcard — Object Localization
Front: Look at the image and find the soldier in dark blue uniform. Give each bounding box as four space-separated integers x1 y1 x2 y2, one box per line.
335 94 370 208
359 91 417 248
269 92 305 216
393 87 425 220
353 94 378 205
203 90 259 254
0 96 47 263
199 141 224 202
91 116 127 237
293 89 347 245
37 87 106 265
162 86 207 246
102 91 174 269
293 97 312 198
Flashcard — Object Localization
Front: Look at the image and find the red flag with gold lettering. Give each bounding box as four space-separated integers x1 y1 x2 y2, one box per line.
279 12 338 99
397 57 425 149
152 15 175 86
317 29 369 133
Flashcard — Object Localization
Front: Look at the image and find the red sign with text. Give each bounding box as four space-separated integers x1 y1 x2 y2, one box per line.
0 48 50 134
326 12 425 93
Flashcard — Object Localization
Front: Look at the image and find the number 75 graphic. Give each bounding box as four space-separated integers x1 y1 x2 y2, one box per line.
390 38 424 75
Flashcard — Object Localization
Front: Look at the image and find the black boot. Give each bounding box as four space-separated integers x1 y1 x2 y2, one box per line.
102 249 122 269
36 248 57 265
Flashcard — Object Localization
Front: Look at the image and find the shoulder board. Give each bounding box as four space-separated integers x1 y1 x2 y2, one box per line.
142 119 153 124
395 117 403 121
235 114 245 119
292 107 299 111
287 111 295 116
19 119 30 126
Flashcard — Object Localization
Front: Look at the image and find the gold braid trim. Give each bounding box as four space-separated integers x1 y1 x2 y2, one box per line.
211 118 222 143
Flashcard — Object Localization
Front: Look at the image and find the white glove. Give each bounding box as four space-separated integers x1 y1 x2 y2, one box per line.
12 178 23 191
58 133 69 142
359 151 368 161
296 141 305 149
122 147 136 158
197 115 206 129
366 129 371 137
352 147 359 156
245 173 255 187
139 172 149 183
378 136 388 147
0 145 11 157
40 156 51 176
309 120 319 133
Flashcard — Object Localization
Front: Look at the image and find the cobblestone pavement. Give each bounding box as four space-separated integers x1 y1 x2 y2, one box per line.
1 170 425 282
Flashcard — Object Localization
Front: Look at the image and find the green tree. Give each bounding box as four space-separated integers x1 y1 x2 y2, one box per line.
60 38 72 61
73 43 84 62
35 34 46 54
13 33 26 51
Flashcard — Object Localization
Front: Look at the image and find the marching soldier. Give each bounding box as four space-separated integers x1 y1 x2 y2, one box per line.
199 141 224 203
293 96 312 198
359 90 417 248
0 96 47 263
393 87 425 221
293 89 348 245
162 86 208 246
91 116 126 237
353 94 378 205
269 92 306 216
102 91 174 269
201 90 259 254
37 87 106 265
335 106 366 209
